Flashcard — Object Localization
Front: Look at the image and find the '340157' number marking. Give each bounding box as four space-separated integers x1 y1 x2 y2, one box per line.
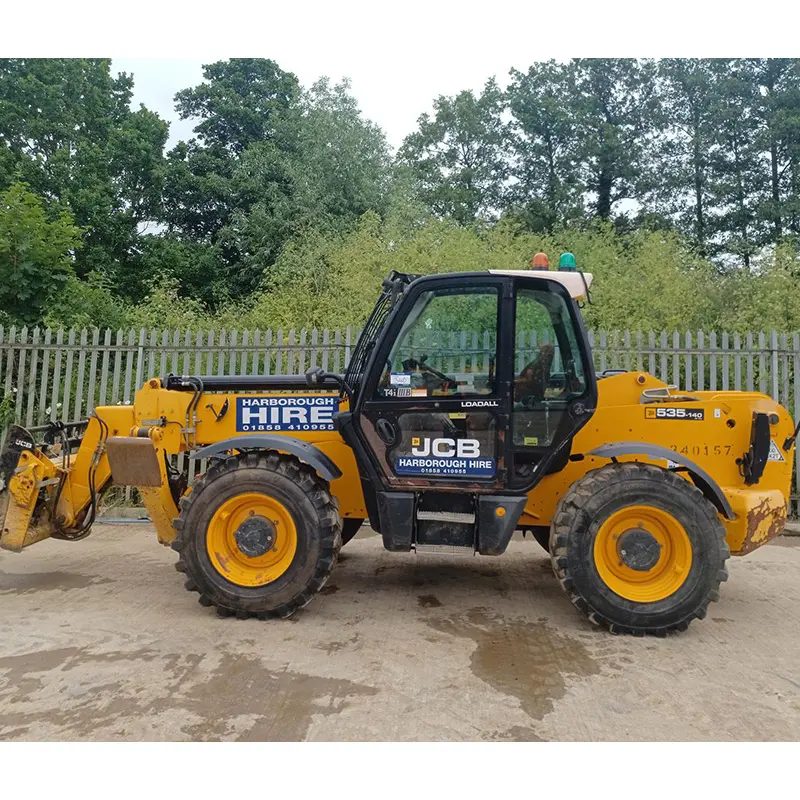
670 444 732 457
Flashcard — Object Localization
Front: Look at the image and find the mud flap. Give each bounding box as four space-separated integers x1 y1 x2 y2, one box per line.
106 436 163 486
106 436 178 545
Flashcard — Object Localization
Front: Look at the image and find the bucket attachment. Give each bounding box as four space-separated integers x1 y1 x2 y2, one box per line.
0 425 55 552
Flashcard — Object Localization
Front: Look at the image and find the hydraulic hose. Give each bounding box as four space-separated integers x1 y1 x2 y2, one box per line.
51 411 109 541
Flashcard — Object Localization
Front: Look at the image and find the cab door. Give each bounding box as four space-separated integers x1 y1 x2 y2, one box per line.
350 272 597 495
354 276 512 491
506 278 597 490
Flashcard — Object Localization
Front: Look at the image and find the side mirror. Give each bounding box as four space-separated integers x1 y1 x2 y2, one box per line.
305 366 352 404
305 366 326 387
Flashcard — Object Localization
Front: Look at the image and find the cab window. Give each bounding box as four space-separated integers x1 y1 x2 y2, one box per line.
375 286 499 399
512 287 587 448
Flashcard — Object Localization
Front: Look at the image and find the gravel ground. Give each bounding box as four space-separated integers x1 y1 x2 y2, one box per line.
1 523 800 741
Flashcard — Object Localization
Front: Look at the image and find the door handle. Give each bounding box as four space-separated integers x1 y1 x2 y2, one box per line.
376 417 397 445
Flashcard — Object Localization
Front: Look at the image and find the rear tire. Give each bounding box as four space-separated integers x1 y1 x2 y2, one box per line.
172 452 342 619
550 462 729 636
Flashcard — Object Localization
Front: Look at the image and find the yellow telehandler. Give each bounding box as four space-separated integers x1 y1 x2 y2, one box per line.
0 263 795 635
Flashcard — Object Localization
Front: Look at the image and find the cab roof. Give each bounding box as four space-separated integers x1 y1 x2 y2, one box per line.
386 269 594 301
488 270 593 300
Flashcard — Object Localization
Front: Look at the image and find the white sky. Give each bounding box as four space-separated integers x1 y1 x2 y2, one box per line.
112 54 506 151
14 0 797 153
113 59 204 149
111 43 552 152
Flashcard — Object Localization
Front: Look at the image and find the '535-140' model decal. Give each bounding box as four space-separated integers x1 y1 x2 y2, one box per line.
645 406 705 421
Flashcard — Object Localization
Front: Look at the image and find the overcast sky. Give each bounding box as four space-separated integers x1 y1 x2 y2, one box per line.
112 52 521 153
108 8 602 151
19 1 794 153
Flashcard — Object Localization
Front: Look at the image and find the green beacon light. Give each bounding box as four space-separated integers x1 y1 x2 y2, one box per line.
558 252 577 271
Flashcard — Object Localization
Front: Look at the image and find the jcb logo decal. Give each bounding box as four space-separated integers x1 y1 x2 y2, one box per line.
410 437 481 458
396 436 494 477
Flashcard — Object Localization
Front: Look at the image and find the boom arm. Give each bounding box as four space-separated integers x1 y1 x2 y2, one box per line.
0 377 354 552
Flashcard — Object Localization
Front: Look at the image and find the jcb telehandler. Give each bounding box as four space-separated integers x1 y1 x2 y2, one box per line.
1 263 795 635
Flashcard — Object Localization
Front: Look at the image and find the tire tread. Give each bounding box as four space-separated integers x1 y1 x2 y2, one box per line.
549 462 730 636
173 451 342 620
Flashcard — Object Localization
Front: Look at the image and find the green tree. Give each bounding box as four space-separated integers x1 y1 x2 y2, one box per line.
706 60 766 267
653 59 718 254
299 78 390 220
0 59 168 289
164 62 390 299
43 273 129 330
230 210 728 333
174 58 299 155
399 79 508 225
571 59 658 221
507 61 584 230
750 59 800 244
226 78 391 294
721 242 800 331
164 58 300 247
0 182 82 324
133 234 225 307
781 66 800 236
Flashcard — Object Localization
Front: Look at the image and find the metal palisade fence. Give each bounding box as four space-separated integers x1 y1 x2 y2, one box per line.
0 326 358 428
1 325 799 510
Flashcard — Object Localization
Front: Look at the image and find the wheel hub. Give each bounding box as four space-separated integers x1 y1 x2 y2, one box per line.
617 527 662 571
593 504 693 603
234 516 276 558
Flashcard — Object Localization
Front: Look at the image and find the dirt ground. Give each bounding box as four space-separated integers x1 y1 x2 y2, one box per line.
1 522 800 741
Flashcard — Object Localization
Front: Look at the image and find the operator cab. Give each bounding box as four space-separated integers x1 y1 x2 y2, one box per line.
333 264 598 555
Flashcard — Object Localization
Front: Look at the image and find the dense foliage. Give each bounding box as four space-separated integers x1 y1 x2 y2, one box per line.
0 183 82 324
1 57 800 333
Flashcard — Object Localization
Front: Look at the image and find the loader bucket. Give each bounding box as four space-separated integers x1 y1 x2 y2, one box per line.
0 424 51 552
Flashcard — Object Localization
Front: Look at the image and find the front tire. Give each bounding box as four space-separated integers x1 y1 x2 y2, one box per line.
550 462 729 636
172 452 342 619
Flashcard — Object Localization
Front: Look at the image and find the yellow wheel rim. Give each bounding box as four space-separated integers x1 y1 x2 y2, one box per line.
593 505 693 602
206 493 297 587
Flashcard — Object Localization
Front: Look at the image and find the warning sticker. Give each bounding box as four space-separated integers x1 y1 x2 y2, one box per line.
768 440 786 462
645 407 705 421
390 373 411 386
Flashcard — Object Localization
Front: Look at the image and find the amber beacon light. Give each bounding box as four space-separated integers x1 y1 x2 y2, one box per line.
531 252 550 270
